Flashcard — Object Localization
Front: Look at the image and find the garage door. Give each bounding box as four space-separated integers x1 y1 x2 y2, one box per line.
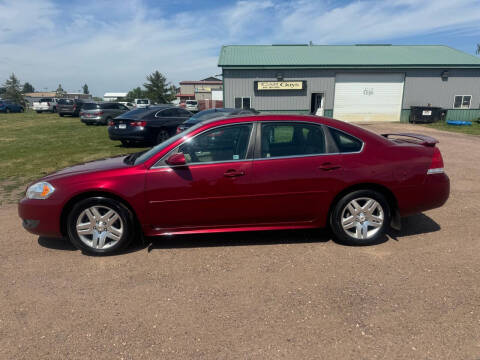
333 73 404 122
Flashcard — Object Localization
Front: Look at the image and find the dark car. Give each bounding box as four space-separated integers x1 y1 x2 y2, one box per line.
19 114 449 255
80 102 130 125
58 98 85 117
108 105 192 146
0 100 24 113
176 108 259 133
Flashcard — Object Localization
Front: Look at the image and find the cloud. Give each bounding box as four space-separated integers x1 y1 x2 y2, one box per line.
0 0 480 95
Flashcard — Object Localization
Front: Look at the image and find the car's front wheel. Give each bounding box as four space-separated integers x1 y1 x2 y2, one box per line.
67 197 136 255
330 189 390 246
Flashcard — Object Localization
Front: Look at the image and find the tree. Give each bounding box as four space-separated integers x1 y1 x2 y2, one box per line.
125 87 147 102
82 84 89 95
22 82 35 93
56 84 65 97
143 70 175 104
3 73 25 105
477 44 480 55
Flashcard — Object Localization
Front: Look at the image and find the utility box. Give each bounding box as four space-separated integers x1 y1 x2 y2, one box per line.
409 106 446 123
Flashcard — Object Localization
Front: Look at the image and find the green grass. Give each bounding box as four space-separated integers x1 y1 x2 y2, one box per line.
424 120 480 135
0 111 148 203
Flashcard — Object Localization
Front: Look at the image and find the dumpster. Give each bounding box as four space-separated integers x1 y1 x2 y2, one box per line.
409 106 446 123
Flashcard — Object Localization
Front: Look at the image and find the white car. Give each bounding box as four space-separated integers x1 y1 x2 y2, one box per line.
32 98 59 113
134 99 150 108
185 100 198 112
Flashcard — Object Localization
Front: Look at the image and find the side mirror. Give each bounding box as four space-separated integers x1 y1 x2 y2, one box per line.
166 153 186 166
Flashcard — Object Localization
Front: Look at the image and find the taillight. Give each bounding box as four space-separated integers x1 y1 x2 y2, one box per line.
131 121 147 127
176 126 183 134
108 121 114 126
73 105 76 110
47 102 50 106
427 147 444 174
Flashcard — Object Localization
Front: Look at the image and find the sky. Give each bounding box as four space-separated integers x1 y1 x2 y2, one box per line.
1 0 480 96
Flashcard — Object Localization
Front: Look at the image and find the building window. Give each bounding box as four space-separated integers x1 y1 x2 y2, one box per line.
234 97 251 109
453 95 471 109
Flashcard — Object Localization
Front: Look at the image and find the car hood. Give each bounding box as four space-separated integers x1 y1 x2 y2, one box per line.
41 156 130 181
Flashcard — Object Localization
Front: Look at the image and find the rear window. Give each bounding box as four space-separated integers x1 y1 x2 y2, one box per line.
115 108 150 120
58 99 73 105
186 100 197 105
40 98 53 102
329 128 363 153
82 103 100 110
136 99 149 104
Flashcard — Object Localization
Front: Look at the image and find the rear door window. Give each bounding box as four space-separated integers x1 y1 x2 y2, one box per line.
82 103 100 110
260 123 326 158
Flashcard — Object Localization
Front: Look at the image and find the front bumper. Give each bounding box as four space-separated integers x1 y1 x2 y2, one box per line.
18 197 63 237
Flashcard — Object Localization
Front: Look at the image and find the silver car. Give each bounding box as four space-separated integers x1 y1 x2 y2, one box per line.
80 102 130 125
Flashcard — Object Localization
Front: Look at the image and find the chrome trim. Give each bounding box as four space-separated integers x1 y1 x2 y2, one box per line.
427 168 444 174
151 122 255 169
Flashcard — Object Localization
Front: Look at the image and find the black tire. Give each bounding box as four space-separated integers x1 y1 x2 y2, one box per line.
330 189 390 246
59 113 64 117
104 117 111 126
20 107 24 113
36 110 42 113
121 140 132 147
52 107 57 113
156 129 170 144
67 197 136 255
5 108 10 113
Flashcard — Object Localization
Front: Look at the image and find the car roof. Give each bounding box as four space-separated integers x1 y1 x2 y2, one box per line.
201 114 390 144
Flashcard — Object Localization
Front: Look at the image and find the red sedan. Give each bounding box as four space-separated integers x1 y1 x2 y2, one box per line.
18 115 449 255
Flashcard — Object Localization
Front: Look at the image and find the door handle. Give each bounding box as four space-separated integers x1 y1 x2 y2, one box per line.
224 169 245 177
318 162 341 171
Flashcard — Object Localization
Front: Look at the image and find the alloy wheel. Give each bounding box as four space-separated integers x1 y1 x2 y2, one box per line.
75 205 123 250
340 197 384 240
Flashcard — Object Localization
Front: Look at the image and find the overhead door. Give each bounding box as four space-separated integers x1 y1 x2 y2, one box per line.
333 73 404 122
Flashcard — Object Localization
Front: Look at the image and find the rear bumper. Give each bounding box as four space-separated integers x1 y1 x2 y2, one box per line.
108 127 149 141
81 116 104 124
18 197 63 238
396 173 450 216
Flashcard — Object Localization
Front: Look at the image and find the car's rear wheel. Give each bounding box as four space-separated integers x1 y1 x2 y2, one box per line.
20 107 24 112
67 197 135 255
156 129 170 144
121 140 132 147
36 110 42 113
59 113 64 117
52 107 57 113
6 108 10 113
330 189 390 246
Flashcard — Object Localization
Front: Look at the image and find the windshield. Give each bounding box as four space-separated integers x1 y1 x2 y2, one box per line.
82 103 100 110
58 99 73 105
133 121 205 165
39 98 53 102
136 99 149 104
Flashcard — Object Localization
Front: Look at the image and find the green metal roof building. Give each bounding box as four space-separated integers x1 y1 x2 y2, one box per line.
218 45 480 122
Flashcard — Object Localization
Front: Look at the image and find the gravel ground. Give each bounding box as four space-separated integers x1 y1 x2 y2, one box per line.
1 123 479 359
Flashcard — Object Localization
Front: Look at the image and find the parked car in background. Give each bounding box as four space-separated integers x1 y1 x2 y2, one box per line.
0 99 24 113
108 106 192 145
19 114 450 255
185 100 198 112
80 102 129 125
176 108 259 133
134 99 150 108
57 98 85 117
33 98 58 113
119 101 135 110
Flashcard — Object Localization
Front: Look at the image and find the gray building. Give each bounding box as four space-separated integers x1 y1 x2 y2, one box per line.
218 45 480 122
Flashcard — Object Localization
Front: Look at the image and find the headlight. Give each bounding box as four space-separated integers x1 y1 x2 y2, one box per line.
26 182 55 199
